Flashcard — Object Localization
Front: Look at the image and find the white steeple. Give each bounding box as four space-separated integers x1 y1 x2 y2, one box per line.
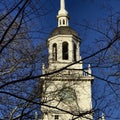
57 0 69 27
41 1 94 120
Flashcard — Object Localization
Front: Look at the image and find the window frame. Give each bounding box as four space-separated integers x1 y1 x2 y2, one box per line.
54 115 59 119
52 43 57 61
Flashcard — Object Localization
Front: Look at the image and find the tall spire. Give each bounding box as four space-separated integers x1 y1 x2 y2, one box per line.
60 0 66 10
57 0 69 27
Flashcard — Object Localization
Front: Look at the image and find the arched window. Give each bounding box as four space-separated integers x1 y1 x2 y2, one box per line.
52 43 57 61
73 43 77 61
63 19 65 25
60 20 61 25
62 42 68 60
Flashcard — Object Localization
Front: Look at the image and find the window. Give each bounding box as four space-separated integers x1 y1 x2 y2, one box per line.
73 43 76 61
52 43 57 61
54 115 59 119
63 19 65 25
60 20 61 25
62 42 68 60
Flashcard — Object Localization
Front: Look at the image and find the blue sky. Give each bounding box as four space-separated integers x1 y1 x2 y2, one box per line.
44 0 120 27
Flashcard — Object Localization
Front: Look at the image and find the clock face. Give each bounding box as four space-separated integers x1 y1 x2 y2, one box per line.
58 87 76 103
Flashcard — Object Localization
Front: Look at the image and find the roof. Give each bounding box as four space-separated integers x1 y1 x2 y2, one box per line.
49 26 79 38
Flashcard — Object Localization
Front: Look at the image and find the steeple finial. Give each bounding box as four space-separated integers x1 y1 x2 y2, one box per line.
60 0 65 10
57 0 69 27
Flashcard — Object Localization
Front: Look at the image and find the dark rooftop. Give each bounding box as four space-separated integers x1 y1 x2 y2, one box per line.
49 26 79 38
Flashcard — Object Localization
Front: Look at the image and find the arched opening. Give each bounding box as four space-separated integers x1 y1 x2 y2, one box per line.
52 43 57 61
63 19 65 25
62 42 68 60
60 19 61 25
73 43 77 61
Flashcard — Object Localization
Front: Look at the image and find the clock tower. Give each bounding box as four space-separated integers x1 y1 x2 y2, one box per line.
41 0 94 120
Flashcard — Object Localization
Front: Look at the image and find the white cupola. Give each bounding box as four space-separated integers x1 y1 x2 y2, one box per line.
57 0 69 27
47 0 81 70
